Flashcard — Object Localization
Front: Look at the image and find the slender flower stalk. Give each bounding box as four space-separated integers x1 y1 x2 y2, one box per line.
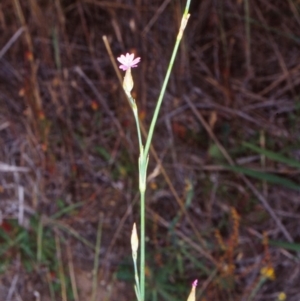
118 52 145 301
247 267 275 301
144 8 191 157
117 2 191 301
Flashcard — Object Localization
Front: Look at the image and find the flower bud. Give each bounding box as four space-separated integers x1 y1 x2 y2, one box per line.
131 223 139 256
123 68 134 95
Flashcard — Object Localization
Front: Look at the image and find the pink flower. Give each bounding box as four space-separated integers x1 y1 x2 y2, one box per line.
187 279 198 301
192 280 198 287
117 53 141 71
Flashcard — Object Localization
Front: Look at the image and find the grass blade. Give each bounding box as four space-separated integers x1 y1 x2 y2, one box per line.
269 240 300 252
225 165 300 191
243 142 300 169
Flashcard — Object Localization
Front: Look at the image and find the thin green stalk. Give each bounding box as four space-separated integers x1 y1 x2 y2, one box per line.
55 233 67 301
137 3 191 301
247 277 266 301
144 1 191 157
133 259 141 301
91 213 103 301
37 217 43 263
66 244 79 301
46 270 56 301
119 2 192 301
140 189 146 301
132 104 143 153
131 223 141 301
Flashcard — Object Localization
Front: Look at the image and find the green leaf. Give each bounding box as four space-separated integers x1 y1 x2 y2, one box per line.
243 142 300 169
208 143 225 160
269 240 300 252
224 165 300 191
95 146 111 161
51 201 84 220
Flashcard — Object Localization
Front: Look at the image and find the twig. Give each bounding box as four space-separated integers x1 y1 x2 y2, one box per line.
12 0 43 112
0 163 29 172
0 27 25 59
74 66 130 148
6 274 19 301
17 186 24 226
142 0 172 35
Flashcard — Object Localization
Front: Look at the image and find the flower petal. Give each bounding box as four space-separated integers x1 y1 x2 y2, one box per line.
117 53 141 71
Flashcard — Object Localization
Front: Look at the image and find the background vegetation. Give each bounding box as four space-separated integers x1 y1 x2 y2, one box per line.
0 0 300 300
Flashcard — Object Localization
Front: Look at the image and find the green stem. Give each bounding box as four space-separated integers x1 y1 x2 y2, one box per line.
247 277 266 301
140 189 146 301
144 1 191 157
91 214 103 301
127 2 191 301
133 105 143 153
133 256 141 301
